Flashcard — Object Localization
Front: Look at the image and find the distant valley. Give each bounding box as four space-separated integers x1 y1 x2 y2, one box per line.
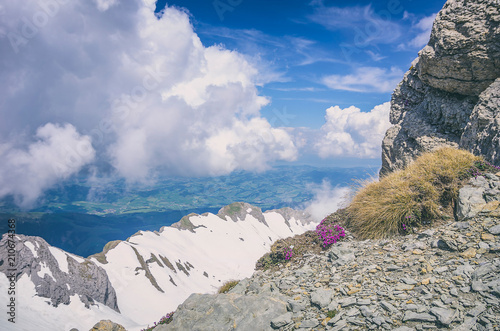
0 165 377 257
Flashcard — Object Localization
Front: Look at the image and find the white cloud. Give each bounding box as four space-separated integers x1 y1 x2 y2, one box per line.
0 0 297 196
308 4 402 45
0 123 95 208
322 66 404 93
93 0 118 11
314 102 391 158
398 13 437 50
303 180 351 222
408 13 436 48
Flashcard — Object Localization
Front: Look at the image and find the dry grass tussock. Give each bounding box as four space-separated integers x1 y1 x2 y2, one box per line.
345 148 482 239
218 280 240 294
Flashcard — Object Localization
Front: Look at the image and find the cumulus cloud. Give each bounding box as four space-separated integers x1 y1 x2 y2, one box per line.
0 123 95 208
322 67 404 93
398 12 437 50
0 0 297 201
314 102 391 158
303 180 351 221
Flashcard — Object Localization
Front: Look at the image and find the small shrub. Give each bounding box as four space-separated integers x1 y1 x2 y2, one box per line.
327 310 337 318
463 159 500 178
255 231 324 271
141 312 175 331
345 148 481 239
284 246 293 260
218 280 239 294
315 218 345 248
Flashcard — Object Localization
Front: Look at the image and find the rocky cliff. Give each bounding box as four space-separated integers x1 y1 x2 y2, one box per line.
0 234 119 311
381 0 500 176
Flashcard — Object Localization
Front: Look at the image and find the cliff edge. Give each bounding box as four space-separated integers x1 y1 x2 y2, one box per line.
381 0 500 176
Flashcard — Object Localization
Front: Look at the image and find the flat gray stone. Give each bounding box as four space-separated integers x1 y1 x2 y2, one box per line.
380 301 397 313
328 244 355 266
430 307 455 325
393 327 415 331
489 225 500 235
297 319 318 328
287 300 307 313
346 307 360 317
356 298 371 305
452 317 477 331
400 278 418 285
371 316 385 326
341 297 357 307
472 280 488 292
329 319 347 331
359 306 373 317
271 312 293 329
467 303 487 317
310 288 333 308
403 311 436 323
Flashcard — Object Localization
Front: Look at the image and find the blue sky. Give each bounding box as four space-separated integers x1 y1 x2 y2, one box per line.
157 0 445 128
0 0 445 207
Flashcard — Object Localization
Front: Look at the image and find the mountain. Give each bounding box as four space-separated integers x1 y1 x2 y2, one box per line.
0 203 314 331
380 0 500 176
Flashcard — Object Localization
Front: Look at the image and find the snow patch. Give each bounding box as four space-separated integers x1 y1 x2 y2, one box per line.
49 246 69 273
37 261 55 281
25 241 37 258
0 274 142 331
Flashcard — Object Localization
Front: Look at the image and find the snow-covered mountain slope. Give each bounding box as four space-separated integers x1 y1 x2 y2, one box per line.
0 203 314 331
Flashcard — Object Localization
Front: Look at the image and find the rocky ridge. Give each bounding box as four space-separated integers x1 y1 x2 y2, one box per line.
0 203 314 331
156 174 500 331
0 234 119 312
380 0 500 176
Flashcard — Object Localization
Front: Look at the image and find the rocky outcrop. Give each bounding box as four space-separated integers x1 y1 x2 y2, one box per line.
156 286 289 331
461 79 500 162
456 173 500 221
217 202 268 225
0 234 119 312
158 180 500 330
381 0 500 176
90 320 126 331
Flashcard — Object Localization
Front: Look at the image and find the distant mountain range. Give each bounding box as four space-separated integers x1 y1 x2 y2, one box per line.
0 165 376 257
0 202 314 331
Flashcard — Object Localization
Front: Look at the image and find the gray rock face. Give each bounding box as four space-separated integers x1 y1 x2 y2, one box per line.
217 202 268 225
456 175 500 220
419 0 500 96
155 290 288 331
381 0 500 176
461 79 500 164
0 234 119 312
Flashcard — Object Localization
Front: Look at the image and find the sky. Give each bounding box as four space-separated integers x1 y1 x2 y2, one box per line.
0 0 446 208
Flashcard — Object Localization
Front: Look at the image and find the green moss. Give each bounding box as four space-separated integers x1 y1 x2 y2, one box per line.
327 310 337 318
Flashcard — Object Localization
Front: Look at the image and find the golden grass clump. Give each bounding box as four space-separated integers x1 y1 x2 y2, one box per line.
345 148 482 239
218 280 239 294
